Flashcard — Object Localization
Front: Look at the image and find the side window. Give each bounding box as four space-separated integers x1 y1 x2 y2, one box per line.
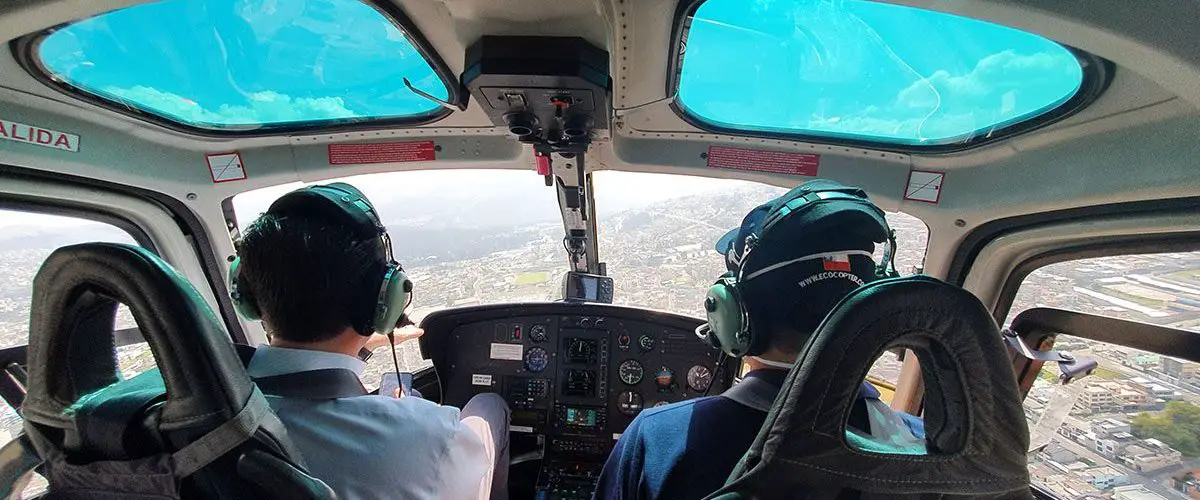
1008 251 1200 499
0 209 146 450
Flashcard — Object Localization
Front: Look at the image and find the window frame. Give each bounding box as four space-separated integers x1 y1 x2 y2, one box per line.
11 0 465 137
0 163 249 343
665 0 1114 154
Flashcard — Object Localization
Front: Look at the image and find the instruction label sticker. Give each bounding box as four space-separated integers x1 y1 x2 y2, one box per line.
472 374 494 386
328 141 436 165
0 118 79 152
512 425 534 434
706 146 819 176
904 170 944 204
489 343 524 361
206 152 247 183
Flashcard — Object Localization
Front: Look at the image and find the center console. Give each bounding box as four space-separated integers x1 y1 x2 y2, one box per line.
419 303 736 500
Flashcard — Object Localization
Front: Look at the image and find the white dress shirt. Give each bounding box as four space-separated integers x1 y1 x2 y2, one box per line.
248 346 489 500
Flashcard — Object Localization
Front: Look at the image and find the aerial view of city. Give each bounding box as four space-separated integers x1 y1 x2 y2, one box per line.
0 171 1195 498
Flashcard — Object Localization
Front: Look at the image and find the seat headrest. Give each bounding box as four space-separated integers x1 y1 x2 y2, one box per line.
717 276 1031 497
21 243 254 445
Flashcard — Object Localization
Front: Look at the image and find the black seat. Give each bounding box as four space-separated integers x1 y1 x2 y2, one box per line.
9 243 335 499
708 276 1032 499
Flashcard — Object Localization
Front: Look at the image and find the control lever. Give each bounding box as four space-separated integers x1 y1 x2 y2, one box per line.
1001 328 1097 384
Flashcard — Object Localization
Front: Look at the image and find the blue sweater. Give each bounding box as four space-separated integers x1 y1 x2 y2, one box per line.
592 370 923 500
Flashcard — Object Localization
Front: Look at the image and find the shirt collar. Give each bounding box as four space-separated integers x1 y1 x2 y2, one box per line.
247 345 367 379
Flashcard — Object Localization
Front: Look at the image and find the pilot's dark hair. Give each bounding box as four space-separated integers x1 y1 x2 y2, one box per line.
237 212 387 343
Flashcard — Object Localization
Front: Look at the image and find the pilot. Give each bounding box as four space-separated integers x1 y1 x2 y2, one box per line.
592 179 925 500
232 183 509 500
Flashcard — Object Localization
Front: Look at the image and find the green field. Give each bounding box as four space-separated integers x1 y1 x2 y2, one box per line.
514 272 550 285
1093 365 1122 380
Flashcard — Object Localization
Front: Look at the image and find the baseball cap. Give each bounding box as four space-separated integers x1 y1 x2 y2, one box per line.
716 179 890 281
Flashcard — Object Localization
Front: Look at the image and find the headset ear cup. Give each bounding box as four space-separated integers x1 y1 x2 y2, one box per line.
372 265 413 335
228 257 262 321
705 279 748 357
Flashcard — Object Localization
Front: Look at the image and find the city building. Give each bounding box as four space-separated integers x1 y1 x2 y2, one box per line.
1094 417 1131 437
1163 356 1199 382
1122 439 1183 473
1084 466 1130 490
1081 384 1116 412
1113 484 1168 500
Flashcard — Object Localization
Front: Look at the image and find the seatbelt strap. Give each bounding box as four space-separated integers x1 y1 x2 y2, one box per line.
253 369 368 399
172 387 271 478
720 376 779 413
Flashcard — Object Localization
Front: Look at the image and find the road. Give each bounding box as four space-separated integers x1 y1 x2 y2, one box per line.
1047 435 1186 498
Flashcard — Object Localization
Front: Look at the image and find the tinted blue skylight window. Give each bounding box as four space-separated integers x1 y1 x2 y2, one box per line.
677 0 1086 146
36 0 450 131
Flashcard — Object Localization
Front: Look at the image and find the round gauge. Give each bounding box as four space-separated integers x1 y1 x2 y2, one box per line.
617 333 631 349
655 366 675 390
524 347 549 373
687 365 713 392
653 400 670 408
618 359 644 385
617 391 643 416
638 334 655 352
529 324 548 342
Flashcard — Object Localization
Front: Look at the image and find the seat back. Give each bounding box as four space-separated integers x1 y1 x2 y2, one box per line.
708 276 1032 499
15 243 333 499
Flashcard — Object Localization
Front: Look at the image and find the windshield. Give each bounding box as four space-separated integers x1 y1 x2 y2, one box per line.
677 0 1085 146
37 0 449 130
592 172 929 319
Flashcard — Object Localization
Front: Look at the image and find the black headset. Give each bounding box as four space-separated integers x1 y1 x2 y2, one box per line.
698 189 898 358
228 182 413 336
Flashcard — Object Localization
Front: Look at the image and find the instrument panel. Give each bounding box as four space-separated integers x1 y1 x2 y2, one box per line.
419 303 736 499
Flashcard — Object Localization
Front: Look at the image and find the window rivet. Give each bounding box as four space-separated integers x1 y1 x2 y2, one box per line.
186 193 197 200
954 219 966 227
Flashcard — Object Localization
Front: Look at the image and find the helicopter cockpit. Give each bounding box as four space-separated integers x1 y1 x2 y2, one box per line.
1 0 1199 498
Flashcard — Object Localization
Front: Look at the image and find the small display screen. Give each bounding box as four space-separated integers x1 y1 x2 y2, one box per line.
563 337 598 364
565 407 598 427
563 369 596 397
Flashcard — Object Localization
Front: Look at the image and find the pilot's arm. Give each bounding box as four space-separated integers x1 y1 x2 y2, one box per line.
592 415 648 500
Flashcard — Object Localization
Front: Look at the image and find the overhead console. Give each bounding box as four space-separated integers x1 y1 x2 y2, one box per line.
420 303 736 500
462 36 610 149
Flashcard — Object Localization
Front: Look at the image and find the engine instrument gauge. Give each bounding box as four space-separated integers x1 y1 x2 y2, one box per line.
617 391 643 416
618 359 644 385
529 324 548 342
687 365 713 392
524 346 549 373
638 334 655 352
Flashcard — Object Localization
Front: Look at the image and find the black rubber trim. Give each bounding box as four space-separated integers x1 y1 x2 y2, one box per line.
0 346 29 410
946 196 1200 287
665 0 1113 154
0 163 248 343
8 0 465 138
1010 308 1200 363
0 197 155 251
991 234 1200 325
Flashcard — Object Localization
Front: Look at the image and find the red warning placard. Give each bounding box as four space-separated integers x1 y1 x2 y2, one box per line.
328 141 437 165
706 146 819 176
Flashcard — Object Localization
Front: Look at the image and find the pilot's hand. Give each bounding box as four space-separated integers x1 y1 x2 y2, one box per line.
391 324 425 344
363 325 426 352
